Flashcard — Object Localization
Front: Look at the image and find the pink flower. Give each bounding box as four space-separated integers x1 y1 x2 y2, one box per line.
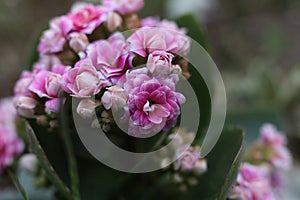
76 99 100 119
174 145 206 173
101 85 127 111
87 33 133 84
141 17 160 27
13 96 37 118
61 58 109 97
147 50 175 77
260 123 286 147
106 11 123 32
103 0 144 15
0 126 24 173
259 124 292 170
0 98 16 125
38 16 73 54
33 55 61 71
229 163 275 200
127 27 190 57
69 2 108 34
123 68 185 136
14 71 34 97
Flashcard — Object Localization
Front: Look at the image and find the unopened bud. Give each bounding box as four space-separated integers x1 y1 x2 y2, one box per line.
106 12 123 32
69 33 89 53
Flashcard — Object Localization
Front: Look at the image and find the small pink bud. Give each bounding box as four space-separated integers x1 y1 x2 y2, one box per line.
19 154 38 173
106 12 123 32
69 33 89 53
195 159 207 174
101 85 127 111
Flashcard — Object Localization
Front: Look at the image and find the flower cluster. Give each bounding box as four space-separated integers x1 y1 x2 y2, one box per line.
13 0 190 137
229 123 293 200
0 98 24 173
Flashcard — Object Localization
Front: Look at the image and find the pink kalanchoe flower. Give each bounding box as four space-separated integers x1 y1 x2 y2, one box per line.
33 55 62 71
229 163 275 200
141 17 160 27
103 0 144 15
0 99 17 126
101 85 127 111
38 16 73 54
87 32 133 84
174 145 206 173
127 27 190 57
69 33 89 53
123 68 185 136
69 2 108 34
77 99 100 119
61 58 109 98
269 146 292 170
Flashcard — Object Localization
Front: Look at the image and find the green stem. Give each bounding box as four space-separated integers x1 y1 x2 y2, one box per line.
25 122 72 200
60 103 81 200
7 168 29 200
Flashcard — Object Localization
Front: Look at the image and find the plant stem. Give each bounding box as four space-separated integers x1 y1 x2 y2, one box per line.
25 122 72 200
60 101 81 200
7 168 29 200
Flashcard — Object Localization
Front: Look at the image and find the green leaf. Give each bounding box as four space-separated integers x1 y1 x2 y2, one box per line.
180 127 244 200
175 14 208 50
175 14 211 143
25 122 72 200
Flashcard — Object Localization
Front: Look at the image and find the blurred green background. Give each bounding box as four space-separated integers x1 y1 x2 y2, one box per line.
0 0 300 199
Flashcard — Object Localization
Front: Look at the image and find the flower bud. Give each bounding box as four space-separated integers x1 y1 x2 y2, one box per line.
14 96 37 118
195 159 207 174
19 154 38 173
69 33 89 53
106 12 123 32
77 99 100 119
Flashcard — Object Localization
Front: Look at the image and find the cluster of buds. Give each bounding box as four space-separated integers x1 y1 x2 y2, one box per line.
13 0 191 137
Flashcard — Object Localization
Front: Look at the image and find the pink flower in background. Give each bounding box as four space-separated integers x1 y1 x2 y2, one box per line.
0 99 24 173
147 50 174 77
61 58 109 97
76 99 100 119
141 17 160 27
106 11 123 32
33 55 62 71
87 33 133 84
259 123 292 170
127 27 190 57
69 2 108 34
103 0 144 15
260 123 286 147
101 85 127 111
229 163 275 200
174 145 202 172
38 16 73 54
123 69 185 136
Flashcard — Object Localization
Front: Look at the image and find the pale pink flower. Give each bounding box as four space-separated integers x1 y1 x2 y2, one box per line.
127 27 190 57
38 16 73 54
101 85 127 111
174 145 203 172
0 126 24 173
123 69 185 136
69 33 89 53
18 154 38 173
0 98 16 125
141 17 160 27
76 99 100 119
13 96 37 118
147 50 174 77
229 163 275 200
69 2 108 34
103 0 144 15
87 33 133 84
61 58 109 97
269 146 292 170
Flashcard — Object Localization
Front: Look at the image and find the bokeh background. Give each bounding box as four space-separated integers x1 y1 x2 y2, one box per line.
0 0 300 199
